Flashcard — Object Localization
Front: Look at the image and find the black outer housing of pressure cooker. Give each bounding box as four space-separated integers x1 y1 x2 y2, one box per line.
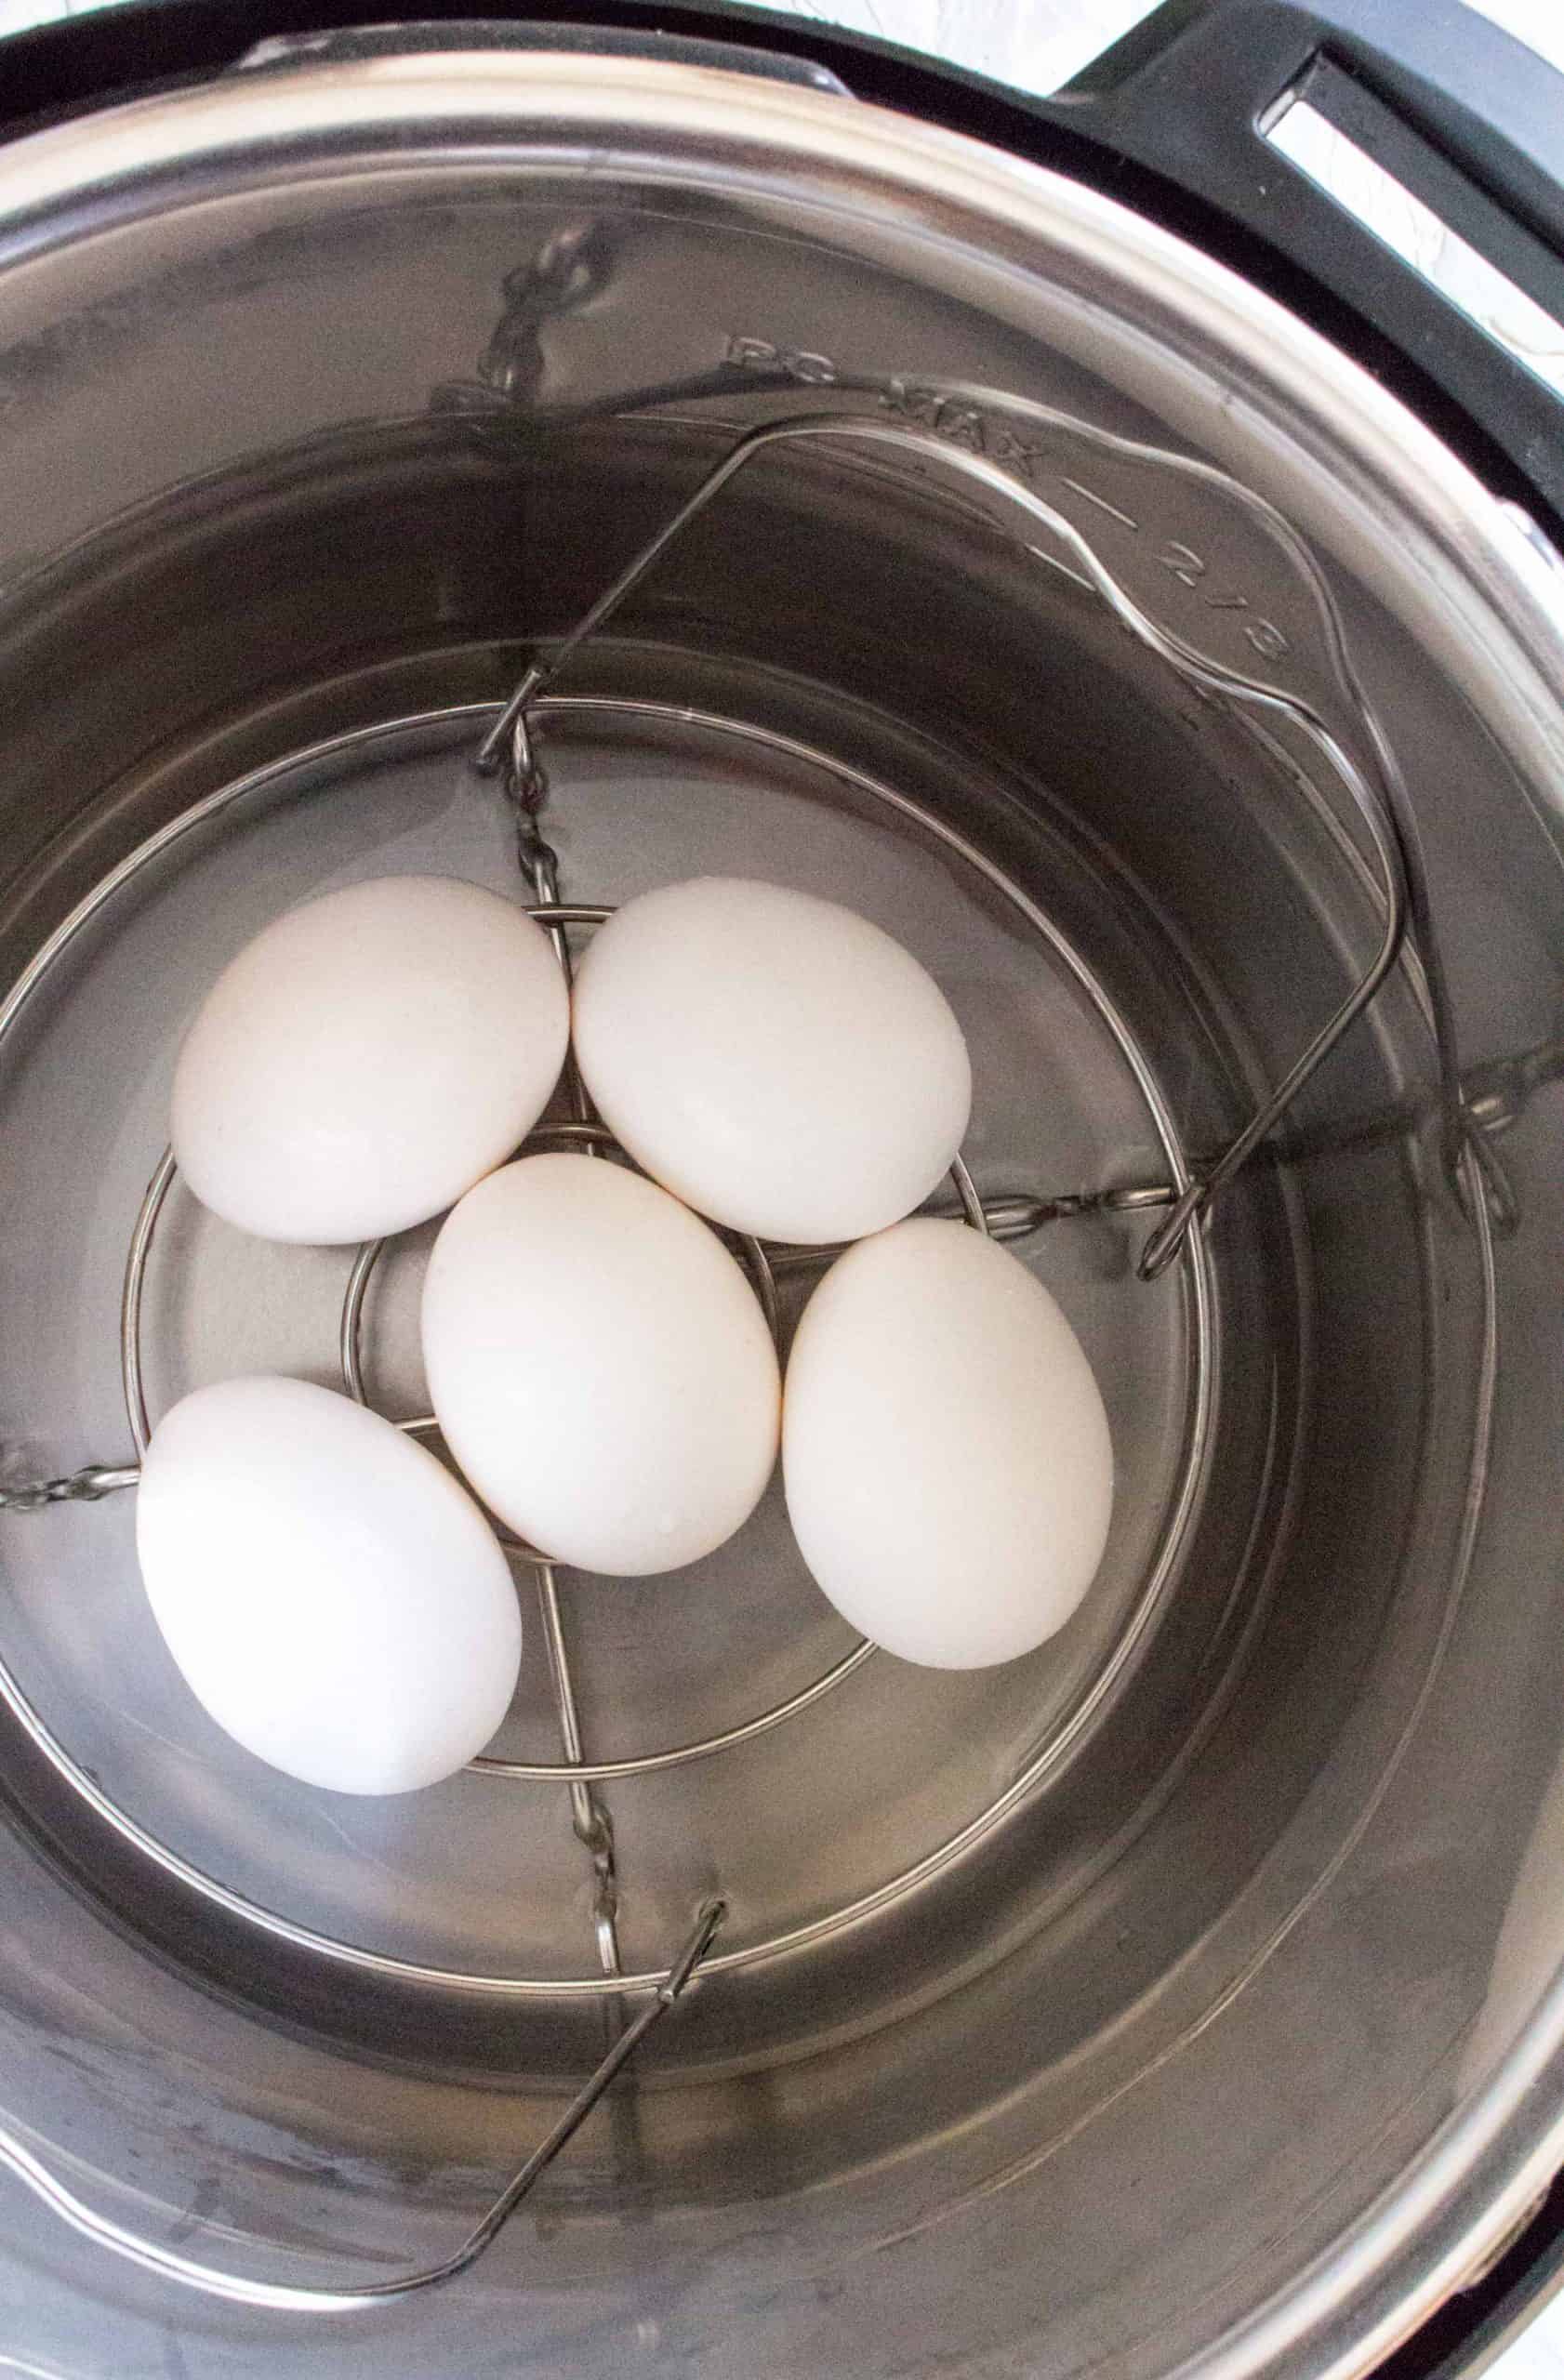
2 0 1563 2370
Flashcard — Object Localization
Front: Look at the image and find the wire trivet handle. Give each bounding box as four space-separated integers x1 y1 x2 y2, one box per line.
477 406 1498 1276
0 1897 723 2313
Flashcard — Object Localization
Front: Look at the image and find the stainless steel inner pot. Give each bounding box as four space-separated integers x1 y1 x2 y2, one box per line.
1 38 1564 2380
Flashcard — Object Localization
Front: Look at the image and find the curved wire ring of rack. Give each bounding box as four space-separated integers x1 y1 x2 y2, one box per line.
0 691 1213 2000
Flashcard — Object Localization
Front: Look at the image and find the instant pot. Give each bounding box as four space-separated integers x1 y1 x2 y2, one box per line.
3 2 1564 2374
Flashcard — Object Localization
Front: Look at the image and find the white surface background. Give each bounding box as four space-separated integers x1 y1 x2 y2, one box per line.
1 0 1563 2365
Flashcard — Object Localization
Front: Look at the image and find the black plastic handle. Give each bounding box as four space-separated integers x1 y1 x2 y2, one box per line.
1050 0 1564 527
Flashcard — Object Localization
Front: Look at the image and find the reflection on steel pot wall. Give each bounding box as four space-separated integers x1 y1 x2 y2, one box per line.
0 25 1562 2380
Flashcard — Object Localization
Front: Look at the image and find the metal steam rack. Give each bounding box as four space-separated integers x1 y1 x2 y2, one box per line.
0 406 1503 2310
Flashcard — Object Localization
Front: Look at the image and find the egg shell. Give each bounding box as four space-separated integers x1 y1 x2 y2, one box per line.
571 876 972 1243
135 1376 522 1794
782 1218 1113 1668
171 875 569 1244
421 1153 781 1576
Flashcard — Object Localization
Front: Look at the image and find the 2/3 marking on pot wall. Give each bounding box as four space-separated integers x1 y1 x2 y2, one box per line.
878 377 1292 664
717 350 1292 664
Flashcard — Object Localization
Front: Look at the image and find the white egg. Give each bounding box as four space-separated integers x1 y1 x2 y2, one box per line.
571 877 972 1244
135 1377 522 1794
783 1219 1113 1668
422 1153 780 1576
172 876 569 1244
